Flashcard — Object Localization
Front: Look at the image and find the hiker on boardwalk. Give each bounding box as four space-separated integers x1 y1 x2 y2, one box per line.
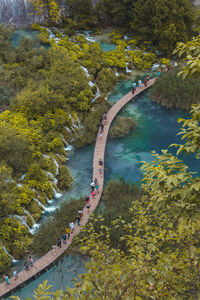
66 227 70 240
144 79 148 87
62 233 67 244
146 75 150 81
78 209 83 218
13 269 18 280
99 130 103 140
100 123 104 132
99 158 103 167
76 215 81 226
91 189 95 200
24 261 29 271
85 195 90 202
3 274 10 285
90 180 95 191
29 256 33 267
94 177 99 193
57 238 62 248
69 221 74 234
86 198 90 211
103 113 107 125
138 80 142 87
99 165 103 176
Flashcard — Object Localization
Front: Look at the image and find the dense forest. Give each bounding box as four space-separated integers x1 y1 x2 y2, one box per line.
0 0 200 297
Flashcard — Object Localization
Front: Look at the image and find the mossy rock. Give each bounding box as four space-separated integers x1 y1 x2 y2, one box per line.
109 116 136 139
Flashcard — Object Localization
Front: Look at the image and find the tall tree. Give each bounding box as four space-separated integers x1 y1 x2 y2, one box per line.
132 0 194 54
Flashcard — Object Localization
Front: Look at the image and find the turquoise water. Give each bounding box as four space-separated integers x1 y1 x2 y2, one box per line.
7 81 199 299
99 41 117 52
11 29 40 48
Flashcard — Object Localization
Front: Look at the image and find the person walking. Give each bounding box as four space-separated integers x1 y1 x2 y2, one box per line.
99 130 103 140
62 233 67 244
103 113 107 125
3 274 10 285
99 165 103 176
144 79 148 87
66 227 70 240
29 256 33 268
100 123 104 132
76 215 81 226
138 80 142 87
24 261 29 271
57 238 62 248
52 245 56 255
78 209 83 218
146 75 150 81
69 221 74 234
94 177 99 193
91 190 95 200
90 180 95 191
99 158 103 167
13 269 18 280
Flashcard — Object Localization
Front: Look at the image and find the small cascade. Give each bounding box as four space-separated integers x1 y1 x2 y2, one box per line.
51 185 62 199
34 198 45 210
60 134 73 152
92 87 101 103
69 114 79 131
42 154 50 159
22 208 36 225
126 64 132 73
89 81 94 87
53 158 59 176
1 243 18 263
115 68 119 77
17 183 23 187
81 66 90 78
10 215 33 235
19 173 26 181
22 208 39 234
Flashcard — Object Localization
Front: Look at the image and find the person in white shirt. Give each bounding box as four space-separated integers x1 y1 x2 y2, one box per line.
69 221 74 234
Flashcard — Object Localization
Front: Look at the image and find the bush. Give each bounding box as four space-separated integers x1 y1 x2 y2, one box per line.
109 116 136 139
32 197 85 255
151 71 200 110
0 86 10 106
57 165 73 191
96 68 117 93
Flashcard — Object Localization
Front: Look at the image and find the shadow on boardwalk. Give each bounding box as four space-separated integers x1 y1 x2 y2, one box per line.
0 78 155 298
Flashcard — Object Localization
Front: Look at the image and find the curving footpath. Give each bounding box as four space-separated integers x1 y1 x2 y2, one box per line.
0 78 155 298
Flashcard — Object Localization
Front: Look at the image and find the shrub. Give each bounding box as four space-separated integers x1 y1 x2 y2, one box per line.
109 116 136 139
151 71 200 110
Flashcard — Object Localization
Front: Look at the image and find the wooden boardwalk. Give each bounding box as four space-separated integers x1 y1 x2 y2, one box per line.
0 78 155 298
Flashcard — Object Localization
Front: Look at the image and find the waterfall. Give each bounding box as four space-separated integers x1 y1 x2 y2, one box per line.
89 81 94 87
42 154 50 159
52 158 59 176
1 243 18 263
126 64 132 73
51 185 62 199
34 198 45 210
69 114 79 131
22 208 39 234
9 215 33 235
115 68 119 77
81 66 90 78
22 208 36 225
19 173 26 181
92 87 101 103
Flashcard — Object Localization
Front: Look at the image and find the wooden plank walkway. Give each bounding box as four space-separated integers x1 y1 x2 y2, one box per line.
0 78 155 298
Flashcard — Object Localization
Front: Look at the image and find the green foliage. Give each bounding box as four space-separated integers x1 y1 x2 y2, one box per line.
32 197 85 255
0 86 10 106
173 35 200 78
151 71 200 110
132 0 194 55
109 116 136 139
57 165 73 191
96 68 117 93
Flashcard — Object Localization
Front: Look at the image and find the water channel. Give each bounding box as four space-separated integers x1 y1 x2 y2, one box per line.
7 79 199 298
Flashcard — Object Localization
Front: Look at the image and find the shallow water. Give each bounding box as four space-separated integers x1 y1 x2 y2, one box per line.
8 81 199 298
99 41 117 52
11 29 40 47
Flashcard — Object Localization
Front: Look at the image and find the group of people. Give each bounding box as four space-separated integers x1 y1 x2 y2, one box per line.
3 114 106 287
3 256 33 285
132 75 150 94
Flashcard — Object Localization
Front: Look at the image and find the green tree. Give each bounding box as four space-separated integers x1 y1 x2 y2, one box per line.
30 0 61 24
132 0 194 54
